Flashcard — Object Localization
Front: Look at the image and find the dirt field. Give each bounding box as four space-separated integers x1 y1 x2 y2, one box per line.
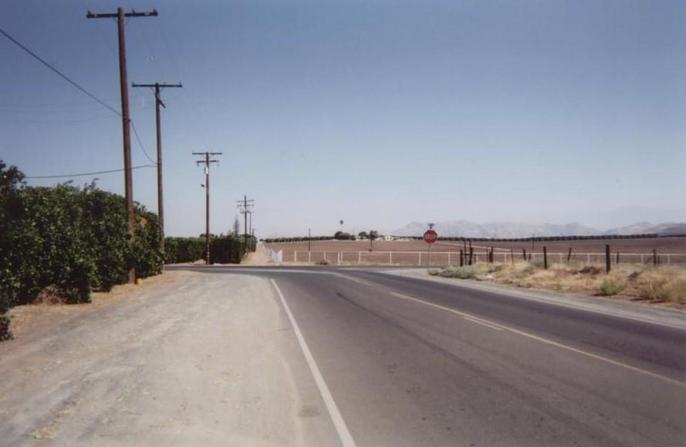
264 237 686 266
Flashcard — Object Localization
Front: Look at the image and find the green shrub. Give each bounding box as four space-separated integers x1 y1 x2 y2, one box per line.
165 237 205 264
437 266 478 279
0 161 164 330
598 278 625 296
209 235 245 264
0 314 11 341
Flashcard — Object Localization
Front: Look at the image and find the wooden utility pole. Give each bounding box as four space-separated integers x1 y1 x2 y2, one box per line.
193 152 222 264
87 8 158 283
132 82 182 266
236 195 255 237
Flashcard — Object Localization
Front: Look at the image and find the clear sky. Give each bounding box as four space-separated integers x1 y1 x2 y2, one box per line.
1 0 685 237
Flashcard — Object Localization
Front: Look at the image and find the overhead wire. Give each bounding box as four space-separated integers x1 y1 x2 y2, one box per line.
130 120 157 165
1 26 158 169
25 164 156 179
0 27 120 117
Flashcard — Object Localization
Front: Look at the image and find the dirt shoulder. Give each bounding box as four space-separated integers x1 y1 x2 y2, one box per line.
0 271 337 446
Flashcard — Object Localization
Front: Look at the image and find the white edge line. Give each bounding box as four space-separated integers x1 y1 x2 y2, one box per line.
388 292 686 389
271 279 357 447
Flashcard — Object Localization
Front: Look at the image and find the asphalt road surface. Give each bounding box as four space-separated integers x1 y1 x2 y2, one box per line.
1 266 685 446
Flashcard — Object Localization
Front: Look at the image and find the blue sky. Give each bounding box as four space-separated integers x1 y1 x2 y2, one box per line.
1 0 685 237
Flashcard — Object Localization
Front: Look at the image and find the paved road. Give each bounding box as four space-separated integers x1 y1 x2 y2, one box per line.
177 266 686 446
1 266 684 446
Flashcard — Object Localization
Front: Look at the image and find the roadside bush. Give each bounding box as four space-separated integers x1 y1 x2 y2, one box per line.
0 314 11 341
81 186 129 291
165 237 205 264
0 161 165 338
436 266 479 279
598 278 625 296
209 235 244 264
634 268 686 303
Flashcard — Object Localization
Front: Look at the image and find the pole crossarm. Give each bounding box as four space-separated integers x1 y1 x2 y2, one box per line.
87 10 158 19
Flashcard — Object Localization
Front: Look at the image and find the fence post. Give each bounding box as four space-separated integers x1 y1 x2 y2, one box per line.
522 249 527 261
567 247 573 263
459 249 464 266
469 246 473 265
616 251 619 264
448 252 451 265
543 246 548 269
308 251 311 263
418 252 422 266
389 252 393 265
294 250 298 262
358 251 362 264
605 245 611 273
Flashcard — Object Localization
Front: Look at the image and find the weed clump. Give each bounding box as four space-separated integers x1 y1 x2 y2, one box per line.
430 261 686 306
598 278 625 296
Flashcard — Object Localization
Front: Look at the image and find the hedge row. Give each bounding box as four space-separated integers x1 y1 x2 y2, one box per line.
164 235 257 264
164 237 205 263
0 162 162 340
263 236 334 243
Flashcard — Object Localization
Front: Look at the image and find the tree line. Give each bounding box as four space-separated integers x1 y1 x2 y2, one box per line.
0 161 255 340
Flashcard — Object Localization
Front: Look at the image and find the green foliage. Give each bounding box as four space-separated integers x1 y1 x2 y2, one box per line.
209 235 245 264
164 237 205 264
0 161 164 339
598 278 625 296
0 314 11 341
434 266 479 279
132 210 163 278
165 234 255 265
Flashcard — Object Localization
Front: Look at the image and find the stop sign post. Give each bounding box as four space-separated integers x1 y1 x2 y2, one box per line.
423 229 438 266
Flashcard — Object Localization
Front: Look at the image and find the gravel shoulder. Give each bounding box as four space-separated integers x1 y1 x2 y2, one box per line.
0 271 337 446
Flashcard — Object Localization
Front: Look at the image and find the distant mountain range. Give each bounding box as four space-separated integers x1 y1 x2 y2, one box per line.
392 220 686 238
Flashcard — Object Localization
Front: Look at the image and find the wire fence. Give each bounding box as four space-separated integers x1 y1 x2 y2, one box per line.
265 250 686 267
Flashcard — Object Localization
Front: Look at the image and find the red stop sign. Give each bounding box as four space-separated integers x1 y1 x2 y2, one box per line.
423 229 438 244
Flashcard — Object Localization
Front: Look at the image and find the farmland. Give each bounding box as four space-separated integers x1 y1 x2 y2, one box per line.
263 236 686 265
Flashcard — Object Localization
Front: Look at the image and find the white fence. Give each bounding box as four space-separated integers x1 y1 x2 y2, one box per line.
265 248 283 263
283 250 685 266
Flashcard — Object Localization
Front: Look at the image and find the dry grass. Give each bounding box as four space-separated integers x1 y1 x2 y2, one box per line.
430 262 686 306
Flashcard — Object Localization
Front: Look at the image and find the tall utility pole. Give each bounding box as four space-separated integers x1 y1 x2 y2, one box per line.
87 8 158 283
131 82 182 264
236 195 255 236
193 152 222 264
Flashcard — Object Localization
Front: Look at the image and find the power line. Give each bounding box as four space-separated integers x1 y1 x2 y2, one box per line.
0 27 120 117
130 120 157 165
25 164 156 179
